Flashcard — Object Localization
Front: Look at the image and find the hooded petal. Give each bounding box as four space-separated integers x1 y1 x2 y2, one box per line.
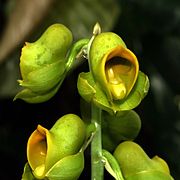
102 45 139 100
27 125 51 178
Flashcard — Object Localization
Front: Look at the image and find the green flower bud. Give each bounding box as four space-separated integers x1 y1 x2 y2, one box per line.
113 141 174 180
89 32 139 101
102 110 141 152
14 24 73 103
27 114 86 179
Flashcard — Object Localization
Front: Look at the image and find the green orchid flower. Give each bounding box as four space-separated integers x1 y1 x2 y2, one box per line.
113 141 174 180
78 32 149 113
25 114 86 180
14 23 73 103
89 32 139 101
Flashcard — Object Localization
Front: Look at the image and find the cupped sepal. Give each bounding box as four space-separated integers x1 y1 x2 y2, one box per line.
113 141 174 180
77 71 149 114
27 114 86 179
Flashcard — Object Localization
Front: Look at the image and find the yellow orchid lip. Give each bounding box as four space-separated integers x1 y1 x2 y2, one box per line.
27 125 49 178
103 45 139 100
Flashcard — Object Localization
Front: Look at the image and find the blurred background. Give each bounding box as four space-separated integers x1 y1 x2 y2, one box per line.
0 0 180 179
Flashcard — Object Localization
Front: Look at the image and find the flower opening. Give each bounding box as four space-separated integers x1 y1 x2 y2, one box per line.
27 125 49 178
102 45 139 100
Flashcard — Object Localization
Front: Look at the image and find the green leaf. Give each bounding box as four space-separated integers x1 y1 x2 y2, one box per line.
102 110 141 151
22 163 38 180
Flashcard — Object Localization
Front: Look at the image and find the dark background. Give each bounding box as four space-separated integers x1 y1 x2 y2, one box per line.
0 0 180 179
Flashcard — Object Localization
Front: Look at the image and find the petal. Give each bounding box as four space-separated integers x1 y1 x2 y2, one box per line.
102 45 139 100
27 125 50 178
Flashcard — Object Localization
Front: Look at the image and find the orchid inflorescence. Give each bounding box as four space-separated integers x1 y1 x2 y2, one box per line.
15 23 173 180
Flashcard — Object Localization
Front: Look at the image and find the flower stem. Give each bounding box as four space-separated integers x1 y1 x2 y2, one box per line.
91 103 104 180
66 38 89 72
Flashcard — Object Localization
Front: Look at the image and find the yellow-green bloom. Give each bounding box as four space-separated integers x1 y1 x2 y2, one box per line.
90 32 139 101
78 32 149 113
14 24 73 103
113 141 174 180
26 114 86 180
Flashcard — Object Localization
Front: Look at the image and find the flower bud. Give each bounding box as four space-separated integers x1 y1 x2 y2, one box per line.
113 141 174 180
89 32 139 101
27 114 86 179
14 24 73 103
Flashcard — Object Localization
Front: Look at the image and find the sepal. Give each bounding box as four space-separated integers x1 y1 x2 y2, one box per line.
102 149 124 180
77 71 149 114
14 78 62 103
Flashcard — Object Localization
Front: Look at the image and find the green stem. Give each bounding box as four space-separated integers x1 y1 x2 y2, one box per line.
91 103 104 180
65 38 89 72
